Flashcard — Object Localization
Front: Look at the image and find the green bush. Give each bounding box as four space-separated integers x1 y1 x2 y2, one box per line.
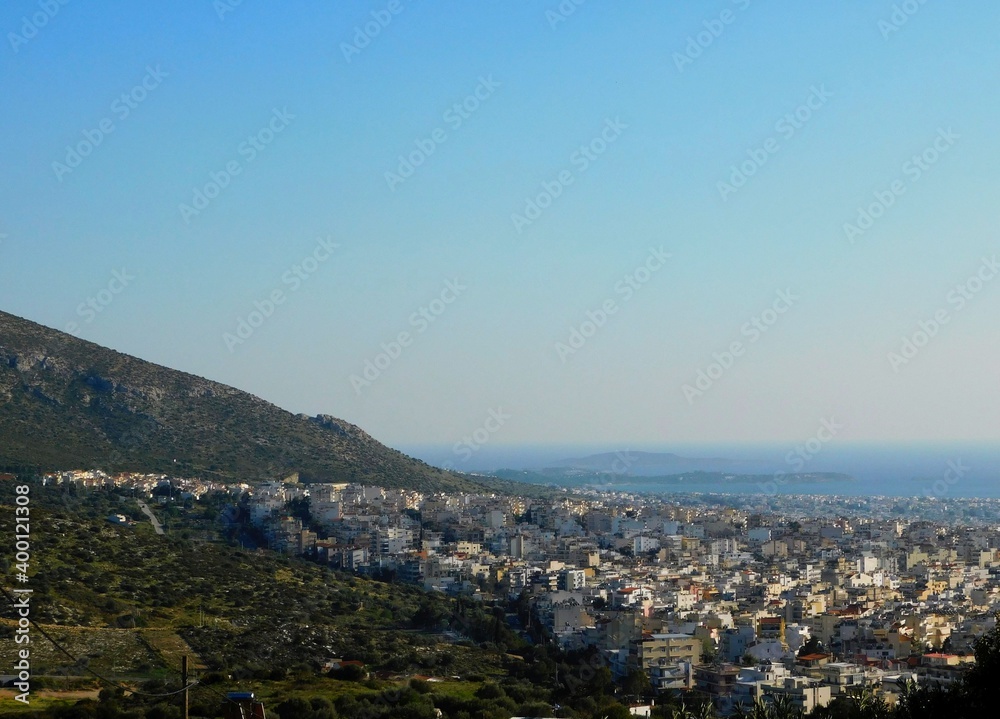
410 678 432 694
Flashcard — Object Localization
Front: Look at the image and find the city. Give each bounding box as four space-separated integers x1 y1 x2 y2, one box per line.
41 468 1000 716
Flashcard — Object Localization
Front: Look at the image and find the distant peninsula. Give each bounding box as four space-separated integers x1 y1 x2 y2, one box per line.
492 467 854 487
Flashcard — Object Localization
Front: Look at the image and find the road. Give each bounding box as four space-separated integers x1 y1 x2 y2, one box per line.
136 499 164 535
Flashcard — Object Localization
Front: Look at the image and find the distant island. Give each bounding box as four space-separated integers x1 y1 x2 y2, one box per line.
606 470 855 485
552 450 771 476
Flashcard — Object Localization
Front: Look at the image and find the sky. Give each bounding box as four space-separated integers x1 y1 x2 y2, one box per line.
2 1 999 463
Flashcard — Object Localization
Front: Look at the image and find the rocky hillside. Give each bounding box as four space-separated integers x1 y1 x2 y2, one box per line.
0 310 484 492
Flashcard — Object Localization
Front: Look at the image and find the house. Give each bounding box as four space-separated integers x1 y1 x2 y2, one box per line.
797 653 832 669
222 692 266 719
818 663 870 696
630 633 701 674
763 676 832 713
694 664 742 715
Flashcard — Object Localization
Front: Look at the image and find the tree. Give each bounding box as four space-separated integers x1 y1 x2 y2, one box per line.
848 685 891 719
475 682 505 701
701 638 719 663
602 703 636 719
797 636 824 657
410 678 431 694
622 668 650 699
309 696 337 719
275 697 314 719
893 679 954 719
654 697 715 719
329 663 366 681
954 616 1000 716
286 496 311 523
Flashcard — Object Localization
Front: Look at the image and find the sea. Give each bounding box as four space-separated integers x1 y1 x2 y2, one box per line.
400 443 1000 499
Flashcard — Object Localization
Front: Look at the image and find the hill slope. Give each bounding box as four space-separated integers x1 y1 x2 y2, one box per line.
0 487 514 680
0 310 479 491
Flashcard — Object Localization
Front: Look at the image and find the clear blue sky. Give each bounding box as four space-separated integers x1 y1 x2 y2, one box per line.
2 1 999 453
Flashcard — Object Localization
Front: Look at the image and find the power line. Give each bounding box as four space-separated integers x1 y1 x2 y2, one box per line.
1 584 198 699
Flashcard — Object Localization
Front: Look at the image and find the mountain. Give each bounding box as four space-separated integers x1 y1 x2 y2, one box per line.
0 310 488 492
553 450 770 476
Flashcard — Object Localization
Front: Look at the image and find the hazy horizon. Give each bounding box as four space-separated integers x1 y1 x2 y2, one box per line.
402 439 1000 469
402 440 1000 499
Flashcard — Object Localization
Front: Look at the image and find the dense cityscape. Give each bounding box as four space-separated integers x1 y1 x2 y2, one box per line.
39 468 1000 716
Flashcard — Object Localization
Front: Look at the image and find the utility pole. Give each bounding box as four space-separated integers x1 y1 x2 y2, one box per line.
181 655 189 719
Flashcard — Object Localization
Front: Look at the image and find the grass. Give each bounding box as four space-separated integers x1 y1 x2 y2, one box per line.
0 623 164 676
0 676 494 716
0 690 99 715
139 629 206 671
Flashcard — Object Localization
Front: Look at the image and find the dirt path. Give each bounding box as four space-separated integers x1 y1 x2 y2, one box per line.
136 499 164 535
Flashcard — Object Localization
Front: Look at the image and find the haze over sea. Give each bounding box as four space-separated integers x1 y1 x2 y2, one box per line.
404 443 1000 499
